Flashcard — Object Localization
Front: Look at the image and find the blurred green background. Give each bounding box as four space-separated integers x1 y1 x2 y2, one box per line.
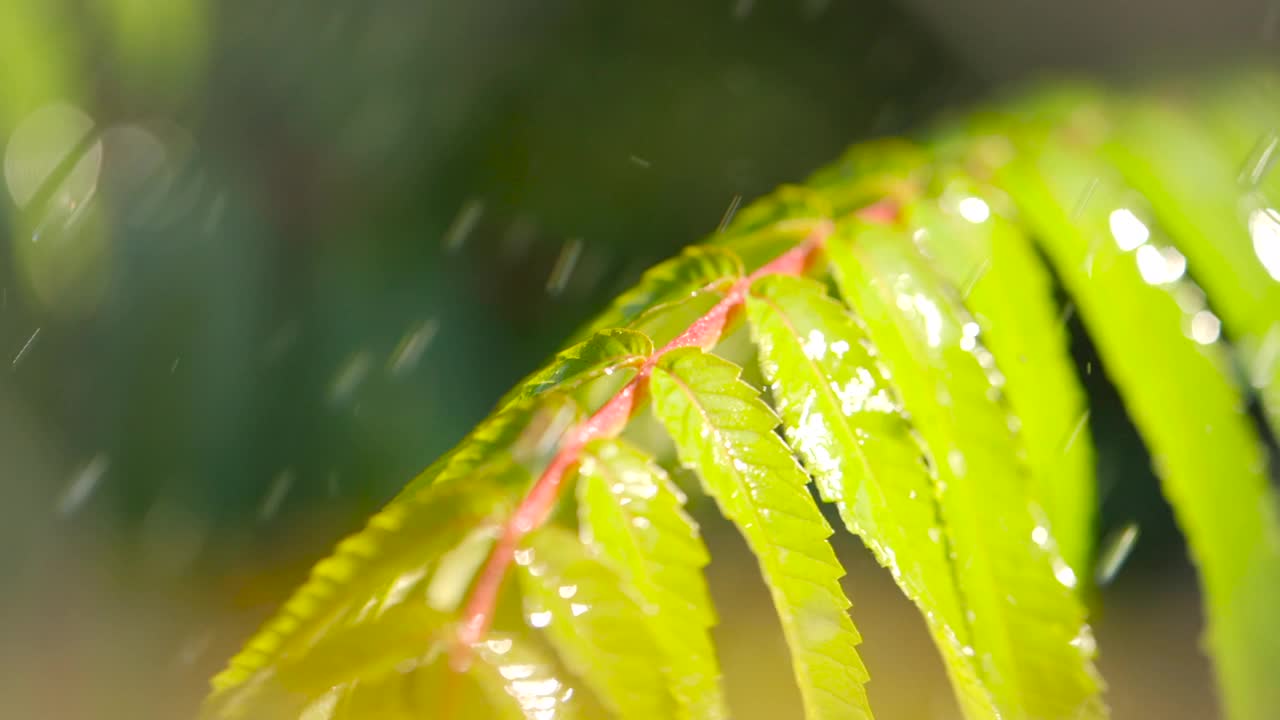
1 1 1275 718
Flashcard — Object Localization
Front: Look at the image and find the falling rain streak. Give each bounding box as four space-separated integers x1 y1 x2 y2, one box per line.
1242 131 1278 186
1063 409 1090 454
12 327 39 368
56 454 110 515
259 470 295 522
717 194 743 232
546 238 583 296
389 318 439 376
442 197 485 253
329 351 373 405
1096 523 1141 586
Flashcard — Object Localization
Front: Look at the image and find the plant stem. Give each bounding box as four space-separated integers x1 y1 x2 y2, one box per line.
454 202 894 666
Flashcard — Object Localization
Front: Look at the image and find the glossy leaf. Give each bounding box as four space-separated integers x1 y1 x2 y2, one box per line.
986 104 1280 720
496 328 652 410
905 179 1096 580
1104 89 1280 443
204 461 522 718
576 438 726 720
205 68 1280 720
649 347 873 720
395 391 583 500
573 246 743 341
744 273 994 717
516 526 674 720
464 631 596 720
828 225 1105 720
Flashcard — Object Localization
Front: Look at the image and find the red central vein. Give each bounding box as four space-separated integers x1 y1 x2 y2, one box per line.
453 202 896 666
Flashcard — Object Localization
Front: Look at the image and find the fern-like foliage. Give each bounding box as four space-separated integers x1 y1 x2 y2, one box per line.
204 69 1280 720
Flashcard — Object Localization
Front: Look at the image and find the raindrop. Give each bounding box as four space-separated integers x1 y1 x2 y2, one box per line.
957 196 990 224
11 327 40 369
442 197 485 253
1190 310 1222 345
557 585 578 599
802 329 827 360
1063 410 1091 454
1108 208 1149 251
1095 523 1140 586
529 610 553 628
732 0 755 21
170 357 181 374
258 469 295 521
1248 207 1280 281
546 238 583 296
628 154 652 169
56 453 110 515
570 603 589 616
1242 131 1279 185
1052 558 1078 589
175 629 215 667
500 663 537 680
329 351 373 405
486 637 513 655
716 194 743 232
1069 627 1098 654
1071 178 1100 220
1031 525 1050 547
1135 244 1187 285
389 318 439 377
960 321 980 352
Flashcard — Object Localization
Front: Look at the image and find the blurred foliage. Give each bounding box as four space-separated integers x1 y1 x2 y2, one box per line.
204 70 1280 720
1 1 1275 719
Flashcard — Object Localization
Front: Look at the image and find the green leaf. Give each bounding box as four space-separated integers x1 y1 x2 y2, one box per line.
264 629 591 720
1103 88 1280 443
711 214 830 274
905 180 1096 581
396 392 583 499
516 525 675 720
464 631 597 720
573 246 743 342
986 104 1280 720
496 328 652 410
210 607 592 720
203 460 522 718
827 224 1105 720
743 273 994 717
205 394 587 716
576 438 726 720
649 347 873 720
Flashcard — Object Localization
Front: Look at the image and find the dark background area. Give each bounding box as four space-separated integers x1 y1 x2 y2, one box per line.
0 1 1275 718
